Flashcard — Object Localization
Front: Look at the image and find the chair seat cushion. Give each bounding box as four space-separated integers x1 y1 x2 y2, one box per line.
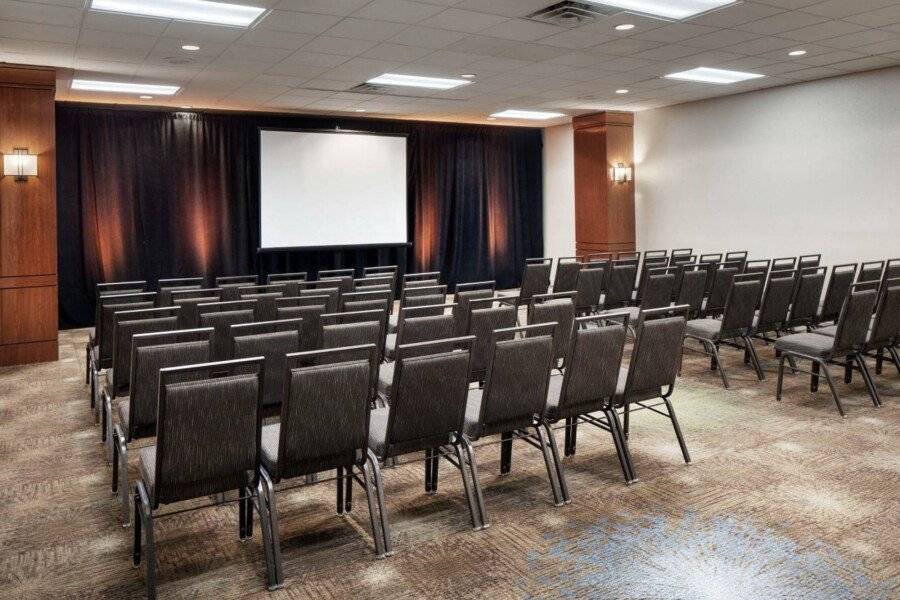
463 388 483 438
774 332 834 358
685 318 722 340
261 423 280 475
139 446 156 501
613 367 660 403
815 325 838 337
368 407 389 457
384 333 397 360
377 362 394 399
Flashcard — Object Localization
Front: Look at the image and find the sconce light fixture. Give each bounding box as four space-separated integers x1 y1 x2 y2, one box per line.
2 148 38 182
612 162 632 184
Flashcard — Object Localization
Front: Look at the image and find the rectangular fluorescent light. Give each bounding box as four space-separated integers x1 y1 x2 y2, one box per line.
585 0 738 20
663 67 764 84
367 73 471 90
90 0 266 27
71 79 181 95
490 110 566 120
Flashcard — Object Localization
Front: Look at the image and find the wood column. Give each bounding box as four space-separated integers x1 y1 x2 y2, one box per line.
0 65 58 366
573 111 635 257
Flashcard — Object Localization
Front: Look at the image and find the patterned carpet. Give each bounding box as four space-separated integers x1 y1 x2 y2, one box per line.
1 329 898 599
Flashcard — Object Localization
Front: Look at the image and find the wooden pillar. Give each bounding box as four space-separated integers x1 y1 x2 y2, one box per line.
0 65 58 366
573 111 635 257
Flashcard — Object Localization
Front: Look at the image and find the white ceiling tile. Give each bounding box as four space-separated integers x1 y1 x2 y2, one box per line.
844 4 900 27
736 11 828 34
281 50 347 68
799 0 897 19
0 20 78 43
162 22 246 43
634 23 719 44
300 35 379 56
779 20 868 42
77 28 158 51
687 2 787 27
256 10 342 34
388 25 470 49
680 28 762 49
418 9 510 34
237 29 313 50
274 0 370 17
80 11 168 35
591 38 662 56
353 0 447 24
362 43 434 61
323 17 409 42
474 19 564 42
412 50 487 68
0 1 81 27
819 28 897 49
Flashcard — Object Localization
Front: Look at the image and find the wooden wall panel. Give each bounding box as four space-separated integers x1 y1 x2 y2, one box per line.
0 65 57 366
573 111 635 257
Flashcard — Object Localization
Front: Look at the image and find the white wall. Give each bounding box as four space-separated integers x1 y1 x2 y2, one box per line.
635 67 900 267
542 123 576 259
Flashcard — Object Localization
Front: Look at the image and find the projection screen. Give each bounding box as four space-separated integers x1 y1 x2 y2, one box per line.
259 129 408 249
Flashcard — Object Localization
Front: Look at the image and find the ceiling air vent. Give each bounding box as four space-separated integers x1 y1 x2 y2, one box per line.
526 1 621 28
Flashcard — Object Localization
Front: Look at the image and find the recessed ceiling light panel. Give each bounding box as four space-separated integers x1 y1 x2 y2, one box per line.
367 73 471 90
789 49 807 57
616 89 629 94
615 23 635 30
90 0 266 27
71 79 181 95
663 67 763 84
585 0 738 20
490 110 567 120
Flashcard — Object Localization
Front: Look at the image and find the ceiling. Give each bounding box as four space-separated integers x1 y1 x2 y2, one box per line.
2 0 899 126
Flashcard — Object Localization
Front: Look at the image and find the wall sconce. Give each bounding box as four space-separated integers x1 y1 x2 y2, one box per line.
2 148 38 182
612 163 633 184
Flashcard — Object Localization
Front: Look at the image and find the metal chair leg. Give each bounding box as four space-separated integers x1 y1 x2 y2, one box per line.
367 450 393 555
608 408 637 484
259 469 284 587
818 360 845 417
890 346 900 375
452 441 484 531
844 355 853 384
623 403 630 439
663 398 691 464
709 341 730 388
361 459 387 558
136 482 156 600
744 336 765 381
875 348 884 375
117 431 130 527
776 354 786 401
459 436 488 529
534 425 564 507
254 479 280 591
500 432 513 474
541 420 570 504
855 353 881 407
811 361 820 392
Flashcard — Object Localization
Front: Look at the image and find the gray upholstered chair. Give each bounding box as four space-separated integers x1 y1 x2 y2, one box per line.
724 251 748 271
384 303 456 361
703 261 742 318
574 264 606 316
319 268 355 279
198 304 256 361
258 344 388 589
775 283 881 416
275 300 326 351
552 257 582 294
463 324 566 510
216 275 257 287
600 268 674 331
743 260 771 285
232 320 303 416
616 251 640 264
367 337 487 532
668 248 693 267
267 272 307 285
466 296 518 383
684 276 765 389
296 283 340 312
784 267 827 332
858 260 885 284
616 307 692 476
240 286 286 322
155 277 203 307
390 285 447 333
363 265 398 278
341 289 392 312
132 357 276 599
171 288 223 328
403 271 441 288
636 256 670 303
772 257 797 271
322 310 385 362
452 281 495 336
798 254 821 269
517 258 552 307
319 274 355 295
528 292 576 368
675 266 707 319
698 254 723 296
670 259 697 301
88 282 148 376
544 314 630 483
110 330 212 525
816 263 857 326
602 261 638 309
752 269 798 342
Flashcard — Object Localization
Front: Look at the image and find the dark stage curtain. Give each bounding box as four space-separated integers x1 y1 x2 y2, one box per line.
56 104 544 328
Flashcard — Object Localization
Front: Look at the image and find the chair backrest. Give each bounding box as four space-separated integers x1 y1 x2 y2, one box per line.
153 358 264 507
453 284 495 336
858 260 885 283
720 276 762 337
401 284 446 304
241 291 284 322
380 337 474 458
772 257 797 271
318 274 354 295
574 265 605 311
298 285 339 312
467 298 518 379
364 265 398 278
640 268 676 310
551 314 627 419
668 248 693 266
675 267 707 318
699 253 722 264
199 309 255 361
396 304 457 357
699 255 722 294
267 272 307 284
706 262 742 316
216 275 257 287
233 328 301 408
356 274 395 289
604 261 638 308
110 308 181 396
343 298 391 314
669 253 696 268
743 259 770 280
403 272 440 287
94 283 147 337
884 259 900 281
274 345 379 480
619 307 687 406
820 263 858 324
127 332 212 441
341 289 392 309
173 291 223 329
275 303 325 351
586 252 614 263
755 269 797 332
319 268 355 279
787 267 826 327
519 259 552 302
636 257 669 301
401 291 447 313
832 284 880 356
156 278 204 306
643 250 668 260
616 251 640 264
97 293 157 363
724 251 748 270
528 293 576 362
798 254 821 269
868 278 900 348
321 316 383 363
552 257 582 293
472 324 556 438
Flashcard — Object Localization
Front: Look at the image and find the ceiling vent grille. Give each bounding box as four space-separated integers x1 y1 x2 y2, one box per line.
526 1 621 28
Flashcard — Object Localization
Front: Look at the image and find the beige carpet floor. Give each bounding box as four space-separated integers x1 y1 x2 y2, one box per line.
1 329 898 599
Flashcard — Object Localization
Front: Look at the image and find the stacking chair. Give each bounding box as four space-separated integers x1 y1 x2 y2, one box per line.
669 253 696 270
684 276 765 388
267 272 307 285
798 254 821 269
670 259 698 301
111 329 212 525
239 285 286 321
602 267 674 333
132 358 276 599
603 260 638 310
883 258 900 283
156 277 204 306
464 324 568 511
743 259 771 283
772 257 797 271
87 282 149 384
552 257 582 294
390 284 447 332
216 275 257 286
635 256 670 303
367 337 487 532
198 302 256 361
467 296 518 383
669 248 693 267
574 263 606 316
703 261 742 318
356 274 395 291
775 283 881 416
725 251 748 271
784 267 827 332
403 271 441 288
171 288 223 328
319 274 355 296
258 345 388 590
616 251 640 264
752 269 798 342
616 307 692 476
858 260 885 284
816 263 857 326
384 303 456 361
296 282 340 312
544 314 630 483
322 310 386 362
675 266 707 319
586 252 614 264
642 250 668 261
231 320 303 416
698 254 723 296
453 281 495 336
528 293 576 369
517 258 552 308
275 297 328 351
341 289 392 313
364 265 398 278
319 268 355 279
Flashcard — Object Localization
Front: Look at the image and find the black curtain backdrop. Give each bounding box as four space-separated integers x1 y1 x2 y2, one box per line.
56 104 543 328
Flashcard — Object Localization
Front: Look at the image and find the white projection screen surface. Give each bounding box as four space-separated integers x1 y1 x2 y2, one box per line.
259 129 408 249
